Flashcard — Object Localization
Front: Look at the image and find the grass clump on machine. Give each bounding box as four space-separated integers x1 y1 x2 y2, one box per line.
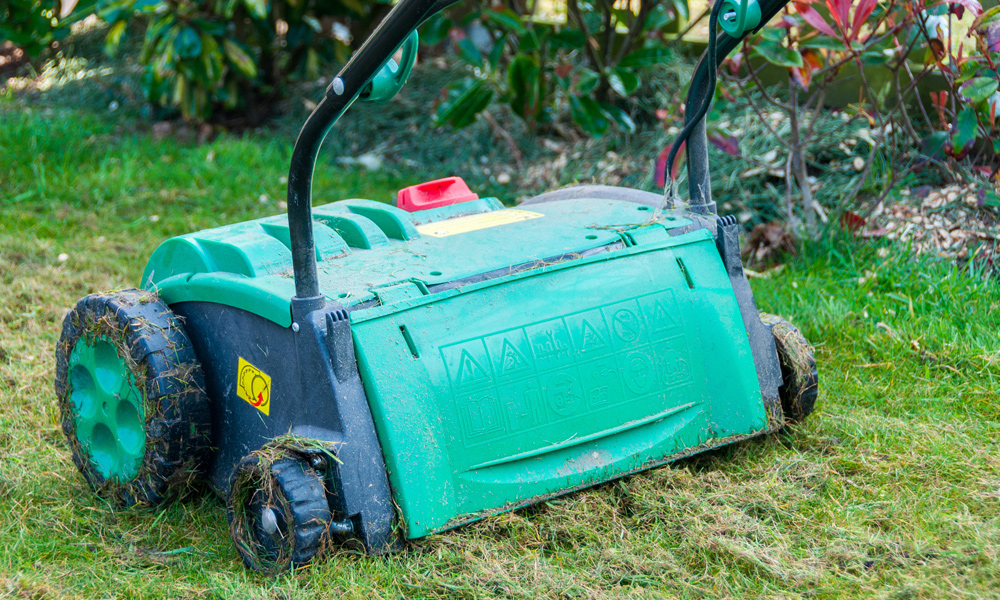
54 0 817 573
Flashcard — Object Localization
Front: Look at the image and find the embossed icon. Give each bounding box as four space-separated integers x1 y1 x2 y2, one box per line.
638 290 682 338
589 385 611 406
504 388 535 427
500 381 546 431
534 329 568 361
579 320 606 351
498 338 530 375
659 348 691 386
582 358 621 407
622 350 655 395
545 372 583 416
455 349 490 387
648 299 677 330
612 309 641 342
461 392 504 437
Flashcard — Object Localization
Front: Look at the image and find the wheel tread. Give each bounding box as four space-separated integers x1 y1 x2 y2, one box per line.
228 453 333 572
760 313 819 425
54 289 211 507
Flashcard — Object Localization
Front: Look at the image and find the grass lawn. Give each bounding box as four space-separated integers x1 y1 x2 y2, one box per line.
2 76 999 599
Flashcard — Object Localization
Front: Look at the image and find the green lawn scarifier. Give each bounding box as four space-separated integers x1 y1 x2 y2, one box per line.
54 0 819 573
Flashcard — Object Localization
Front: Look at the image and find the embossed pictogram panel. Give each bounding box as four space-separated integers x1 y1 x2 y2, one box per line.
439 288 692 448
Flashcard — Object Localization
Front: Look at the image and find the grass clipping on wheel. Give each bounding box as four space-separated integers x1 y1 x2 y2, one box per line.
761 313 818 422
227 435 340 573
56 290 208 506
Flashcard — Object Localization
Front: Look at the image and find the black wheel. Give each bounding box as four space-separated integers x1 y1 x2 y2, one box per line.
54 289 211 506
228 449 332 573
519 184 665 208
760 313 818 425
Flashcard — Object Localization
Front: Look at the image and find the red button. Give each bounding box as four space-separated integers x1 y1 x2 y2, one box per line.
397 177 479 212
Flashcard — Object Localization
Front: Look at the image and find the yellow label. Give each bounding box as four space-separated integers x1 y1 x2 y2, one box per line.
417 209 544 238
237 357 272 416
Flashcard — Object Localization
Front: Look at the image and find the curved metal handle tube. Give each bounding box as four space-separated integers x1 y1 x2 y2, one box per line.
287 0 459 300
684 0 794 211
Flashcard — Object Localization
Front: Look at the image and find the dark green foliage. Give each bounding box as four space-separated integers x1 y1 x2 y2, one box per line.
428 0 688 138
0 0 71 56
95 0 389 120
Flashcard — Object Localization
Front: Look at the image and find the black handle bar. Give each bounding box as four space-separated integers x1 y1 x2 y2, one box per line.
684 0 797 212
286 0 459 301
285 0 795 304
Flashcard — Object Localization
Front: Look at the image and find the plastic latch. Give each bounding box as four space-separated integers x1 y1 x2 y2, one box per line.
623 224 672 247
371 281 427 305
396 177 480 212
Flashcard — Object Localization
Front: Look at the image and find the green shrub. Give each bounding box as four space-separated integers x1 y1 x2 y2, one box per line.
425 0 688 138
0 0 70 57
723 0 1000 233
95 0 388 120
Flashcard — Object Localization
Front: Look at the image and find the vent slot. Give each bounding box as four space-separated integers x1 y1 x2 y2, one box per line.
399 325 419 358
676 257 695 289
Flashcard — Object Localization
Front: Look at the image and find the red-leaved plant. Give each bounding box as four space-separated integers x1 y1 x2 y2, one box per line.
693 0 998 234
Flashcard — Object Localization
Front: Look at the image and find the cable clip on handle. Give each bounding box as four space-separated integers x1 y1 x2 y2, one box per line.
360 31 420 103
719 0 762 38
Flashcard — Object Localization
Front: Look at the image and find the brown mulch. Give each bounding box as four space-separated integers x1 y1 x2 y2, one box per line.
862 184 1000 270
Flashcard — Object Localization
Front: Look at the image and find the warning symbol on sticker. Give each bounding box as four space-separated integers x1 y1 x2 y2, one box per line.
237 357 271 416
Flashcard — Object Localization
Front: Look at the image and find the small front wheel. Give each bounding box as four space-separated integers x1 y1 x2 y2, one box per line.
54 290 211 506
760 313 819 425
228 448 333 573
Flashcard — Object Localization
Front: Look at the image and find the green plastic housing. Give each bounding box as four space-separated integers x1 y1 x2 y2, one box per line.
350 230 765 536
143 192 768 538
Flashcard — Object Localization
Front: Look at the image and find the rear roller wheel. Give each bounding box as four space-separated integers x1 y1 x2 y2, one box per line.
54 290 211 506
760 313 818 425
228 449 332 573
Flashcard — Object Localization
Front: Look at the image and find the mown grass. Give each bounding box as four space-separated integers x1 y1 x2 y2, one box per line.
3 64 1000 599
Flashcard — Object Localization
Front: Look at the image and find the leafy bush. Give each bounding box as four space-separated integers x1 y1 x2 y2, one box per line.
941 5 1000 159
426 0 689 138
719 0 996 233
95 0 388 120
0 0 71 57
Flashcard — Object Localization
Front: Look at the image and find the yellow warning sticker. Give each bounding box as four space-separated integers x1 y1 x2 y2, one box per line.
417 209 544 238
237 357 272 416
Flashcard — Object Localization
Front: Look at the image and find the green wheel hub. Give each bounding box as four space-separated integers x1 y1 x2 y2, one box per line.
68 336 146 481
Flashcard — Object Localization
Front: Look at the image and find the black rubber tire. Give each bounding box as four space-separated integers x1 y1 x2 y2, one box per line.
54 289 211 506
228 452 332 573
760 313 819 425
518 184 665 208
